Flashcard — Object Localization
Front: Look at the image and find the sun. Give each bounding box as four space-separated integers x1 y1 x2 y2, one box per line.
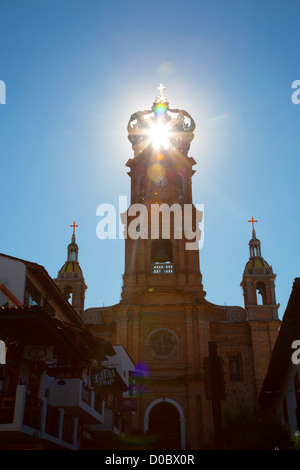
148 119 170 150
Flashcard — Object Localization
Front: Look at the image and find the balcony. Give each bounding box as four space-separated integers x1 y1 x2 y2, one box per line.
151 262 173 275
0 385 77 449
88 408 122 436
50 378 105 424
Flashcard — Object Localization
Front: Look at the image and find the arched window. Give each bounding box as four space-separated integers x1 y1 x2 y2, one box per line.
151 239 173 263
151 239 173 274
256 282 267 305
64 286 73 303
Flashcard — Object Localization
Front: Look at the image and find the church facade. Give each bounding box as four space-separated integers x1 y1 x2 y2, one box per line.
65 87 281 449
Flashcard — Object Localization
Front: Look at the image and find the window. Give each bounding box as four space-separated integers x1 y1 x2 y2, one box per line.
256 282 267 305
229 354 242 381
24 278 41 306
151 239 173 263
148 329 178 359
64 286 73 302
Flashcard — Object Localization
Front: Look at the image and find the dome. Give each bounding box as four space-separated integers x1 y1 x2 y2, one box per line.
58 260 82 276
245 256 271 272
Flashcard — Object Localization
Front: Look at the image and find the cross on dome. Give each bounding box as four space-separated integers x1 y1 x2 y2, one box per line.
248 217 258 232
157 83 166 97
70 221 78 236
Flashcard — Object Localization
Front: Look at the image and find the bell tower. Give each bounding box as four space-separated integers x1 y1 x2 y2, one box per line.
55 222 87 315
240 218 281 395
241 217 279 321
121 85 205 302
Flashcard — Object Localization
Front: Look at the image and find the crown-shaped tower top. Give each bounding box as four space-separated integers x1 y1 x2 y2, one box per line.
127 84 196 158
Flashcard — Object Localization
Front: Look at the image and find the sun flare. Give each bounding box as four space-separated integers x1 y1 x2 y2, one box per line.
149 120 170 150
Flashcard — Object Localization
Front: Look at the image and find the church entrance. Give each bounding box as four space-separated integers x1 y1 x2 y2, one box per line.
148 402 181 450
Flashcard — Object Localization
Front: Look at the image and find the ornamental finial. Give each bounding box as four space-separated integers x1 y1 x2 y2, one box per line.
248 217 258 238
70 221 78 237
248 217 258 231
157 83 165 97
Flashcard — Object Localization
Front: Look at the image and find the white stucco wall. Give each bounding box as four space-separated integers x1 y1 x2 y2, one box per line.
0 255 26 305
104 345 135 387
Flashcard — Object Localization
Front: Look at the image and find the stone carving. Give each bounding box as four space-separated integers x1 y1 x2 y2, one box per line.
81 308 102 325
226 307 247 323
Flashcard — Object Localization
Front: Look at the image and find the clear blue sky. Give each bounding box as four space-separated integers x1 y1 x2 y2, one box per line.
0 0 299 318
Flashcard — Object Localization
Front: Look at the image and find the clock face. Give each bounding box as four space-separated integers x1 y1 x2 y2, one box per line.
154 175 168 188
27 346 48 359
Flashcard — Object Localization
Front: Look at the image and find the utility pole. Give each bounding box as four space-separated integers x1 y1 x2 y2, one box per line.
204 341 225 449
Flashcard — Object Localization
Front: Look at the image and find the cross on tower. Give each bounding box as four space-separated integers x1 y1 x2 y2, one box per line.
157 83 165 96
70 221 78 236
248 217 258 231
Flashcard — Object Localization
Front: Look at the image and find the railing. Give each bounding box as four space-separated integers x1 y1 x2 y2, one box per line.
151 263 173 274
23 393 43 430
81 382 92 406
0 395 15 424
94 394 104 415
62 412 74 444
0 385 77 448
60 272 81 279
45 403 60 437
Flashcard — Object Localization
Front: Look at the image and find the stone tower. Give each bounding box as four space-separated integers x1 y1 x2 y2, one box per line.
121 84 205 302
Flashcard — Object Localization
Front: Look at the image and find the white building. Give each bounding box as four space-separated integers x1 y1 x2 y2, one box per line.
0 253 135 449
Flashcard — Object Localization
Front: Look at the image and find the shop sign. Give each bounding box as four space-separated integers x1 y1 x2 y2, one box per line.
93 367 116 386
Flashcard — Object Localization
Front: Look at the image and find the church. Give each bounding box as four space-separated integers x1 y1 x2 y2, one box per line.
55 86 281 450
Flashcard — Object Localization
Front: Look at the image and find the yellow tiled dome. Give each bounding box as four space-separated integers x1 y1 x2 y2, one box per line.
59 261 82 275
245 257 270 270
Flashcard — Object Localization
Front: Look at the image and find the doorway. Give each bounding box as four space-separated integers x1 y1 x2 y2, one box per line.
148 401 181 449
